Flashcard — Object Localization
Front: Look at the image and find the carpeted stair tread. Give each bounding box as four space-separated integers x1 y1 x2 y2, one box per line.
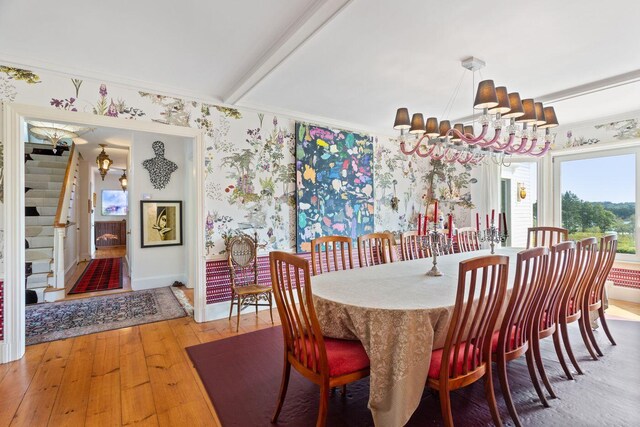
26 248 53 261
26 225 54 237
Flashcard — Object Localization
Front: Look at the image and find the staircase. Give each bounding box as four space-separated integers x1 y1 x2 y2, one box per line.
24 143 74 302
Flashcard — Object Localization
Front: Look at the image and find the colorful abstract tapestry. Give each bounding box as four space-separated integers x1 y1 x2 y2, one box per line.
295 123 374 252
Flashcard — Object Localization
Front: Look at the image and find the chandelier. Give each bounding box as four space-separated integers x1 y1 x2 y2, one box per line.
393 57 558 165
96 144 113 181
27 121 92 151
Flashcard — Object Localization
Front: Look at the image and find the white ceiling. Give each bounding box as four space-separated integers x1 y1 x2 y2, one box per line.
2 0 640 135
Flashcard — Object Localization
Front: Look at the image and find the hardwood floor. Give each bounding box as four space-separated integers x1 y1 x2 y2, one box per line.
3 299 636 426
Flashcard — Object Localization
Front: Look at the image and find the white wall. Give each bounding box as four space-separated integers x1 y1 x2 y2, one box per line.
502 163 536 247
77 158 91 261
128 132 190 290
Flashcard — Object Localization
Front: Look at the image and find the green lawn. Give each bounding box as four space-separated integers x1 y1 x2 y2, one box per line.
568 231 636 254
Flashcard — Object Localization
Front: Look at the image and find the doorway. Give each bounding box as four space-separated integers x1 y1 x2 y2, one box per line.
2 103 206 363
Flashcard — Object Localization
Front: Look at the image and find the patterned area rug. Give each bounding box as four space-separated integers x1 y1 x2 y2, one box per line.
26 287 187 345
68 257 123 294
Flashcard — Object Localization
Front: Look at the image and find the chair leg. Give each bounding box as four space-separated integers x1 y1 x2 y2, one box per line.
228 293 234 320
578 311 599 360
341 384 347 396
532 336 557 399
271 359 291 423
497 356 522 427
584 308 604 357
552 328 573 380
525 347 549 407
598 306 616 346
269 293 274 324
236 297 242 332
317 381 330 427
560 321 583 375
484 366 503 427
438 387 454 427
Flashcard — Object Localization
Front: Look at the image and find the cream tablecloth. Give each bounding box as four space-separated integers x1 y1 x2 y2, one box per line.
311 248 520 427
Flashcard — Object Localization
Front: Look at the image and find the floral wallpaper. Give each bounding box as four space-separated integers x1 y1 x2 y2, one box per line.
0 63 477 262
563 116 640 148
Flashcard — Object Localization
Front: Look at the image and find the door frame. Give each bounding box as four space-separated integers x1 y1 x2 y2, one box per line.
1 102 207 363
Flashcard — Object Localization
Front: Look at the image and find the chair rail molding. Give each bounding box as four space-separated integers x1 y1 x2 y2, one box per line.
1 102 207 363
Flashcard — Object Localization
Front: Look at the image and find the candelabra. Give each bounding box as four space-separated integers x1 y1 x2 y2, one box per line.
479 219 509 254
420 222 453 277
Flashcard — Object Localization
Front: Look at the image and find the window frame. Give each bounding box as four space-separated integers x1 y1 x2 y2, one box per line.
552 145 640 262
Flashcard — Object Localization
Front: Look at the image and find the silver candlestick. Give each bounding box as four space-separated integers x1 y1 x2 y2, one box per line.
479 219 509 254
421 221 453 276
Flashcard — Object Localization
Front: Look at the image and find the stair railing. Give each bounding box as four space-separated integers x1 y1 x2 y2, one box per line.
53 143 78 289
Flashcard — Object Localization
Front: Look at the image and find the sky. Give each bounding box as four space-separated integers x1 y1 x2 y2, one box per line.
561 154 636 203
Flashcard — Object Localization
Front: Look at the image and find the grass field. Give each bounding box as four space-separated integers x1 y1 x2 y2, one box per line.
568 231 636 254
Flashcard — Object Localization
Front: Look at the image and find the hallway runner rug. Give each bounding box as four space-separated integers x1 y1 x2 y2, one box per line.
186 319 640 426
68 257 123 294
26 287 187 345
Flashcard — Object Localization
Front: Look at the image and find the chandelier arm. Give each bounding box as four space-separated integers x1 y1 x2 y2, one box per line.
449 124 489 144
457 152 475 164
467 154 485 165
399 139 420 155
528 141 552 157
506 136 528 154
444 150 462 163
517 137 538 154
414 141 438 158
430 146 450 161
476 128 503 148
523 138 540 154
491 133 516 151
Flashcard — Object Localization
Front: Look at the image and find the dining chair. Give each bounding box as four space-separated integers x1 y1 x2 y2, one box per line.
426 254 509 427
530 240 576 397
357 232 397 267
400 230 431 261
457 227 481 252
557 237 600 374
526 226 568 249
310 235 354 275
269 251 370 427
493 247 550 427
582 233 618 356
226 232 273 332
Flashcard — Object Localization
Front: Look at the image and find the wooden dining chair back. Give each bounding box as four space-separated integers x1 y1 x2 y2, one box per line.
426 254 509 427
227 232 273 331
357 232 397 267
557 237 599 374
457 227 481 252
494 246 550 425
530 240 576 395
310 235 354 275
526 226 568 249
269 251 370 426
400 230 430 261
582 233 618 356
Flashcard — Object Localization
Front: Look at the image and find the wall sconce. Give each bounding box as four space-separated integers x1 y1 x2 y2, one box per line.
119 169 128 191
517 182 527 201
96 144 113 181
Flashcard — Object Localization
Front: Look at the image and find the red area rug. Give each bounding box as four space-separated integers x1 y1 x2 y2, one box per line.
68 257 123 295
187 320 639 426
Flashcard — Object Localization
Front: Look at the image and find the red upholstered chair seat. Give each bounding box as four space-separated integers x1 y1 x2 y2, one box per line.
491 325 522 353
296 337 370 377
428 344 479 379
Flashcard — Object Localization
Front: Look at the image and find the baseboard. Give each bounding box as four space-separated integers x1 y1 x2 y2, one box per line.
131 274 188 291
0 342 7 364
65 256 78 277
606 280 640 303
204 300 274 322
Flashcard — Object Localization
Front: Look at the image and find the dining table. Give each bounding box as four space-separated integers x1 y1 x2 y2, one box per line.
311 247 521 427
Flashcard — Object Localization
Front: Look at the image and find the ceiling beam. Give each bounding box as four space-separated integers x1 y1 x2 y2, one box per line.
222 0 353 105
452 69 640 123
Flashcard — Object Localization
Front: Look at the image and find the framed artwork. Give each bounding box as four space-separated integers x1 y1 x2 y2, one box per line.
140 200 183 248
295 122 374 252
101 190 128 215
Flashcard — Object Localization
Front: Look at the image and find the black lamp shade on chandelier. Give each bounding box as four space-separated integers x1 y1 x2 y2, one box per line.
96 144 113 181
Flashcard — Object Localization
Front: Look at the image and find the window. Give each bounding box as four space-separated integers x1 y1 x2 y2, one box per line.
556 149 639 258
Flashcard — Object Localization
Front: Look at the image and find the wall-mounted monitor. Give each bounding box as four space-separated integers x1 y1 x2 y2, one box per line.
101 190 128 215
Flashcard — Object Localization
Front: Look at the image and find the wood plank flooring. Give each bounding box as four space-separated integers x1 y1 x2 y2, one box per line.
3 297 637 426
